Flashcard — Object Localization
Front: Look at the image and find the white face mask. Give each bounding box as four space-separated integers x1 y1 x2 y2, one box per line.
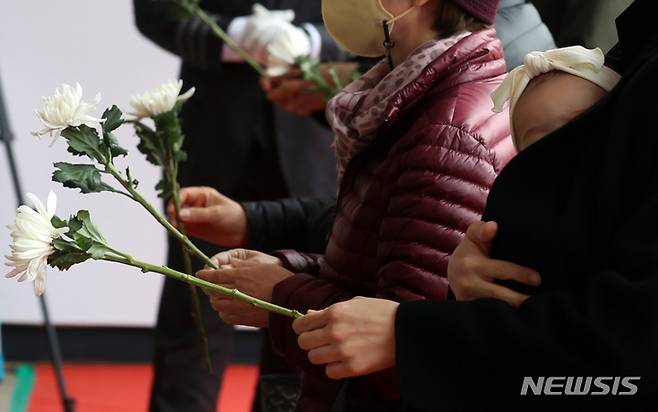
322 0 416 58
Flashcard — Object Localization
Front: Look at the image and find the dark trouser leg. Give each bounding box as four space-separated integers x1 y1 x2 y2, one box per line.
251 329 300 412
149 243 235 412
239 143 301 412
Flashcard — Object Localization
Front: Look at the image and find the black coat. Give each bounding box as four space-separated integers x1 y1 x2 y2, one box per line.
396 1 658 410
134 3 347 410
133 0 347 200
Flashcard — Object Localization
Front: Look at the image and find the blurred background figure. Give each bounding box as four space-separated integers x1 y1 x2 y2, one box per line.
532 0 634 52
496 0 555 68
132 1 353 411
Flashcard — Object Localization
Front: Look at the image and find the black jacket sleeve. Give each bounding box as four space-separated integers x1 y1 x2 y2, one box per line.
241 197 335 253
395 187 658 409
134 1 357 72
133 0 233 70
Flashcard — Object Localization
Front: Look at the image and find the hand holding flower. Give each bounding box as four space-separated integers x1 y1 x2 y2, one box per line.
262 63 359 115
208 249 282 268
167 187 247 248
293 297 399 380
175 0 354 99
262 70 328 117
198 257 294 327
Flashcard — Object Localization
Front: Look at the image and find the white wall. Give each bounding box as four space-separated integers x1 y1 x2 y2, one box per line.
0 1 181 327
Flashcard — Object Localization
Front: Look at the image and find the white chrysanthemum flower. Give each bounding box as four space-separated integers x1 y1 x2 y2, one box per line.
267 27 311 77
32 83 104 143
129 80 195 118
5 191 69 296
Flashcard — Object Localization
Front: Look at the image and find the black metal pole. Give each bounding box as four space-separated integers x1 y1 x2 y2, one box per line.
1 78 76 412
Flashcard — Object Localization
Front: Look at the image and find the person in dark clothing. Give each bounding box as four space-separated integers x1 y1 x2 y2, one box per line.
132 1 350 411
292 1 658 410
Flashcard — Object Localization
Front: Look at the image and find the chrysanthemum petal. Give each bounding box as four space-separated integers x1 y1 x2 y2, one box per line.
6 192 66 296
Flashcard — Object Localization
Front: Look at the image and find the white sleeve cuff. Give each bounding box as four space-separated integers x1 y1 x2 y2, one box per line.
303 23 322 60
222 16 248 62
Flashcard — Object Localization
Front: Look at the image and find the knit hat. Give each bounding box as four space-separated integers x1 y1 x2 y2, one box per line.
449 0 500 25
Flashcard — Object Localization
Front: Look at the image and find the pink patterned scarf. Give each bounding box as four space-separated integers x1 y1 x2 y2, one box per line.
327 32 471 185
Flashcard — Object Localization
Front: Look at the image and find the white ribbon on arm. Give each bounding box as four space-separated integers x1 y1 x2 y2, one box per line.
491 46 622 147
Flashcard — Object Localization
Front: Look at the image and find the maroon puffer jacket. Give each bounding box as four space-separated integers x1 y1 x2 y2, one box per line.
270 29 516 411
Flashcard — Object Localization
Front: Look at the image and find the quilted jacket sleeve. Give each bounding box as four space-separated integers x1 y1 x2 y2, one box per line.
269 123 502 376
376 123 500 302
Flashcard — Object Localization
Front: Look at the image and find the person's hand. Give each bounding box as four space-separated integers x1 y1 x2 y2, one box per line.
447 221 542 308
293 297 399 380
262 72 326 116
209 248 282 268
167 187 247 248
261 63 358 116
197 258 294 328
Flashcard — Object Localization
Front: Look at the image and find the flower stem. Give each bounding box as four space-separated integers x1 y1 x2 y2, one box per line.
105 163 218 269
102 254 303 319
169 162 213 374
184 3 268 77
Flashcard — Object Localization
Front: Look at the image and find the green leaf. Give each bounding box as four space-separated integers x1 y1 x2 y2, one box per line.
51 216 67 230
48 238 90 270
60 125 107 162
48 249 92 271
52 238 75 252
49 210 111 266
73 233 93 251
53 162 116 194
132 102 187 200
102 105 124 134
134 124 164 166
87 243 112 259
295 56 345 100
106 133 129 158
67 214 83 234
328 66 343 92
154 110 184 153
101 106 128 159
75 210 107 244
155 179 173 199
175 149 188 162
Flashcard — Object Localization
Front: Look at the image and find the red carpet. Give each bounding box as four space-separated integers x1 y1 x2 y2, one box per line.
27 363 259 412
